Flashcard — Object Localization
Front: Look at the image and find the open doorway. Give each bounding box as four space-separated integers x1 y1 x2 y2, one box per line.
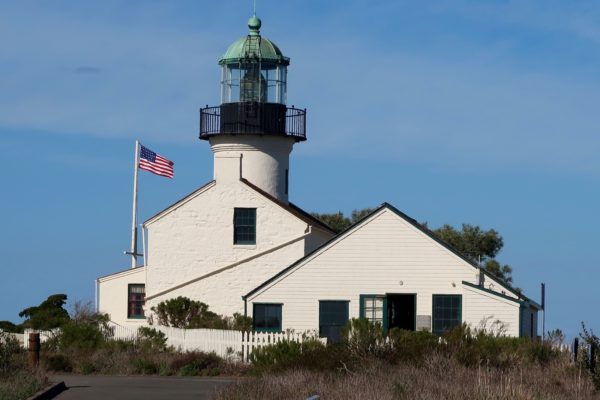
387 294 416 331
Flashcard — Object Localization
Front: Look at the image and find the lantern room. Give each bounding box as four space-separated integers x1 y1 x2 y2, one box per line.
219 16 288 104
199 15 306 141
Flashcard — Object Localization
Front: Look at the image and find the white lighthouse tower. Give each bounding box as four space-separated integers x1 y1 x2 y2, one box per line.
199 15 306 203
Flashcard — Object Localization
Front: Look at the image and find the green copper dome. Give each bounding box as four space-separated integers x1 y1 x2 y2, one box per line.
218 16 290 66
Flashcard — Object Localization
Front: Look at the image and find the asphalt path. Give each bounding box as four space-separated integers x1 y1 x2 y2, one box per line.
50 374 237 400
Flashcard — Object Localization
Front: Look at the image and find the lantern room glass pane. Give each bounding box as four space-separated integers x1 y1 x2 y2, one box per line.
221 63 287 104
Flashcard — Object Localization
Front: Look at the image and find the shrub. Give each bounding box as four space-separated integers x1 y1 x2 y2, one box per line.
580 322 600 389
132 358 159 374
441 323 559 368
59 320 106 351
342 318 386 358
388 328 438 363
170 351 222 376
229 313 252 332
45 354 73 372
137 327 168 351
151 296 253 330
0 332 20 374
248 339 347 374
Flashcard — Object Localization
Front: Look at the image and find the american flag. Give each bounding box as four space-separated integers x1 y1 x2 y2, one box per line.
139 145 174 178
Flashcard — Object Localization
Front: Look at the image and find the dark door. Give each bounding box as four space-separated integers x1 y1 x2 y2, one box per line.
319 301 349 343
387 294 416 331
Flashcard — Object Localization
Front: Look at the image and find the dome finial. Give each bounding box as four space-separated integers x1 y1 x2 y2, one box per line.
248 0 261 35
248 14 261 35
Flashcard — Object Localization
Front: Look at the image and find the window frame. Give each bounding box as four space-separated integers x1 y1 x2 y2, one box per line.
359 294 387 332
127 284 146 319
252 303 283 332
233 208 257 245
318 300 350 342
431 294 462 335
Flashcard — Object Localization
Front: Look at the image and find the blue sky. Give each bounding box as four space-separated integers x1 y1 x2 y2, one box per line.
1 1 598 339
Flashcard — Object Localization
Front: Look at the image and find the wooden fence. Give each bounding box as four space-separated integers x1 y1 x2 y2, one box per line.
106 322 313 361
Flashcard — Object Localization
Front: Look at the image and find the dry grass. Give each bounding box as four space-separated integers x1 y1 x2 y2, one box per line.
215 353 600 400
42 345 249 376
0 358 47 400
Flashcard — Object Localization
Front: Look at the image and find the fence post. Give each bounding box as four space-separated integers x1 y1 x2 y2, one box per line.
28 333 40 367
573 338 579 363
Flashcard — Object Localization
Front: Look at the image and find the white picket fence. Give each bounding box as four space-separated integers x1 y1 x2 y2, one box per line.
14 322 315 361
21 328 58 349
106 322 313 361
0 330 24 346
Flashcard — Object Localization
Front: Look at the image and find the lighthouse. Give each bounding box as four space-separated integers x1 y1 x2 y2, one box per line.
199 14 306 203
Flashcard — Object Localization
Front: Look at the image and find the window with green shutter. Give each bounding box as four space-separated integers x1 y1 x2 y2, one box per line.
432 294 462 335
253 303 282 332
234 208 256 244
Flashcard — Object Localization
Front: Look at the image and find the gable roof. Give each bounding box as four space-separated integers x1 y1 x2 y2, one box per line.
142 179 336 236
144 180 216 226
240 179 336 235
244 202 530 302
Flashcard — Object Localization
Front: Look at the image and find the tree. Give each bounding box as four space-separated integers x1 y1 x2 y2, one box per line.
19 294 70 330
431 224 513 284
311 208 375 234
0 321 22 334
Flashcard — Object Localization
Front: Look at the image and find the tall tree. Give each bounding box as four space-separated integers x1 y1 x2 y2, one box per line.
432 224 512 284
19 294 70 330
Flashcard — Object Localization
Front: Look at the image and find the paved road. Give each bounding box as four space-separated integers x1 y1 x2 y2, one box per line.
51 374 236 400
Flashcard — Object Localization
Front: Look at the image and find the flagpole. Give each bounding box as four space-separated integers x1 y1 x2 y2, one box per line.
130 139 140 269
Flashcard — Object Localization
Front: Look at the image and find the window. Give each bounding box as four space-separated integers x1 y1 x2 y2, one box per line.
253 303 282 332
128 284 145 319
319 301 349 343
432 295 462 335
360 295 385 326
234 208 256 244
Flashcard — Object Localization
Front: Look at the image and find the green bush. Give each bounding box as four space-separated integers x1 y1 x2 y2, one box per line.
580 322 600 389
137 327 168 351
59 320 106 351
388 328 438 363
151 296 253 330
441 323 559 368
248 339 346 373
132 358 159 374
0 332 20 374
169 351 222 376
343 318 386 358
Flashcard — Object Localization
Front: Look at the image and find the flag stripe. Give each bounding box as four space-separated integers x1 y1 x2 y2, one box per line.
138 144 174 178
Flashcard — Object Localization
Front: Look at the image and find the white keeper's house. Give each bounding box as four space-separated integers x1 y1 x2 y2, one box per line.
97 15 540 342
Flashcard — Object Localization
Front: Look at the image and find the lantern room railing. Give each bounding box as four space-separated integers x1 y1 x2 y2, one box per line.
199 103 306 141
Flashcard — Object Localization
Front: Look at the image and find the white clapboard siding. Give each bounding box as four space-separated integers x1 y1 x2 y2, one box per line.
462 285 520 337
247 208 521 336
